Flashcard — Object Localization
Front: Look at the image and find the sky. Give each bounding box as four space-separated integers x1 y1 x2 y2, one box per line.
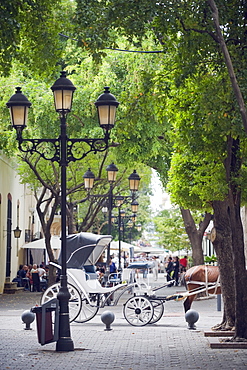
150 170 171 214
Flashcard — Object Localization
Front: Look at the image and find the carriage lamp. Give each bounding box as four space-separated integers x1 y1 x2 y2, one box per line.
7 71 119 353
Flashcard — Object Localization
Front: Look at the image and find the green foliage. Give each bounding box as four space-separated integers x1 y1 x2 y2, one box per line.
153 208 191 252
2 0 247 235
165 68 247 210
204 254 217 264
0 0 73 78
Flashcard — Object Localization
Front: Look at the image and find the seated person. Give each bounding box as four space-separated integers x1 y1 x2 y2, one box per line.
19 265 30 290
12 265 23 287
38 264 48 290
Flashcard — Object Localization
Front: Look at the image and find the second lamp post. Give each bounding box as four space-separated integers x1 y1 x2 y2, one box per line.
83 164 140 270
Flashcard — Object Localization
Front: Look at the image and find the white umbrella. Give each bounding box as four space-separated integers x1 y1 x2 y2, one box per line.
110 240 141 252
21 236 61 250
138 246 169 254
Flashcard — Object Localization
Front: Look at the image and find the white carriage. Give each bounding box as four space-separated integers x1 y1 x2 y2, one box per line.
41 232 179 326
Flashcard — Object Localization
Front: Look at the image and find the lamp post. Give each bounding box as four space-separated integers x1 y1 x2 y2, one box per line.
114 197 139 270
6 71 119 352
83 166 140 271
106 162 119 266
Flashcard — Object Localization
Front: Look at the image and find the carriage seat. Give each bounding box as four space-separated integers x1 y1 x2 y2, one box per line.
67 268 127 294
84 265 98 280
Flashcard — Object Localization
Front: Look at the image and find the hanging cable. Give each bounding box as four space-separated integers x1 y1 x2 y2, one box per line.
59 33 164 54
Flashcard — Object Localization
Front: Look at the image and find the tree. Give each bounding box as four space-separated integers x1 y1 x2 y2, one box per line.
166 69 247 336
153 208 190 253
180 210 212 266
0 0 73 77
1 55 156 281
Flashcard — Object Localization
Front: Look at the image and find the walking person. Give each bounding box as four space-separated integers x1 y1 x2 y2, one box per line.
173 256 180 286
166 257 174 283
152 256 159 281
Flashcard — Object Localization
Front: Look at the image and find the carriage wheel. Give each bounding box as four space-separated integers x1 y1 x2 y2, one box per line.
123 296 154 326
40 282 82 323
149 299 164 324
74 292 99 323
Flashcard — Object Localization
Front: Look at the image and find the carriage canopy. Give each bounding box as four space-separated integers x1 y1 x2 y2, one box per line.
58 232 112 269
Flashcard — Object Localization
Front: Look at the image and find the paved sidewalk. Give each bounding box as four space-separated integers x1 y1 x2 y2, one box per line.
0 274 246 370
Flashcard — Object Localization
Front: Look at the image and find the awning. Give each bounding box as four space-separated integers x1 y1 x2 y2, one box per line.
137 246 169 254
110 240 141 252
21 236 61 250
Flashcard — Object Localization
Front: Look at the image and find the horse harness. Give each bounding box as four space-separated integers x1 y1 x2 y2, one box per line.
186 265 220 296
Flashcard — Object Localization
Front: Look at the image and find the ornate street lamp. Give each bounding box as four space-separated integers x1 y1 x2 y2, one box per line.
131 199 139 213
136 223 142 232
6 71 119 352
13 200 22 238
13 226 22 239
83 168 95 191
128 170 141 192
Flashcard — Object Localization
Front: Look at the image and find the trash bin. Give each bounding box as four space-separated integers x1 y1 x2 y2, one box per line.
31 298 59 345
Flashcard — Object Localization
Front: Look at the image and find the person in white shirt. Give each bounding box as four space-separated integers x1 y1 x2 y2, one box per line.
38 264 46 280
152 256 159 281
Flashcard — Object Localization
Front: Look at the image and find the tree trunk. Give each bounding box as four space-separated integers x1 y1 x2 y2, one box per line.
228 191 247 339
43 231 57 286
67 202 78 234
225 137 247 339
212 200 235 330
213 136 247 338
181 209 211 265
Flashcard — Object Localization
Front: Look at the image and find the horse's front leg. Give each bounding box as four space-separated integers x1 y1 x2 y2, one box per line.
183 295 195 312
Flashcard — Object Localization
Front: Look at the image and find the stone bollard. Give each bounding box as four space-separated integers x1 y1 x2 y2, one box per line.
101 310 115 331
185 309 199 330
21 310 35 330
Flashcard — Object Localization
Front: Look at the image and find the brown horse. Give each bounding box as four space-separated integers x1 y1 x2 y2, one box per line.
183 265 221 312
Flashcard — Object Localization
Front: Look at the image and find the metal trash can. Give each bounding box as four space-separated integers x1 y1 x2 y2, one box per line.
31 298 59 345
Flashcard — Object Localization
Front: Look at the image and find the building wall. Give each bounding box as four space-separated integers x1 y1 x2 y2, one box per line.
0 153 38 293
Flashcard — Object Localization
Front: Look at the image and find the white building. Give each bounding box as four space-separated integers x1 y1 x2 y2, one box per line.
0 152 39 293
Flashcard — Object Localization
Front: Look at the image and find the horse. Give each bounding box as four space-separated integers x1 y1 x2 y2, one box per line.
183 265 221 312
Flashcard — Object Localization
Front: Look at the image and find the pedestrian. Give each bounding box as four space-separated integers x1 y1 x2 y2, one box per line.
152 256 159 281
180 255 188 272
166 257 174 283
109 257 117 277
173 256 180 286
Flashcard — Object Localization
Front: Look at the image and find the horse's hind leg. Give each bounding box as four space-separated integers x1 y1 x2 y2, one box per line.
183 295 195 312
